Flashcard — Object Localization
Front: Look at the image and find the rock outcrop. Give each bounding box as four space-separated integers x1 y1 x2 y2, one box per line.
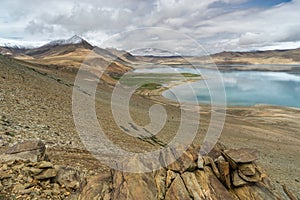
0 141 298 199
78 144 297 200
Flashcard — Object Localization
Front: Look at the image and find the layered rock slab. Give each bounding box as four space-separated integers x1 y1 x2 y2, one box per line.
1 141 297 200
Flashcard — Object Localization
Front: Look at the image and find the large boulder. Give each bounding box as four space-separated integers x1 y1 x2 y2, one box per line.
0 140 48 162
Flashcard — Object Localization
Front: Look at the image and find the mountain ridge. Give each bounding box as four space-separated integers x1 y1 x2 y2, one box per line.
42 35 88 47
1 35 300 70
1 35 300 58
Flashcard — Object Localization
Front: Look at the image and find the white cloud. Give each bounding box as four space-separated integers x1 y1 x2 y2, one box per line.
0 0 299 54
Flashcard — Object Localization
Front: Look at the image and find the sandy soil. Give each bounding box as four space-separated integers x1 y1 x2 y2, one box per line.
0 56 299 197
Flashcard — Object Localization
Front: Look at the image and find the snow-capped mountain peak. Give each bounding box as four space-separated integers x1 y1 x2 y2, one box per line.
65 35 84 44
43 35 85 47
1 42 34 49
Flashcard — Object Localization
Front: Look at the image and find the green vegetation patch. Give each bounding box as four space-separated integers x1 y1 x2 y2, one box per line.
110 74 121 80
139 83 162 90
180 73 200 77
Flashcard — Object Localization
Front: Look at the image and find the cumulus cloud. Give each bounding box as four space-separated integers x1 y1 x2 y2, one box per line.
0 0 299 54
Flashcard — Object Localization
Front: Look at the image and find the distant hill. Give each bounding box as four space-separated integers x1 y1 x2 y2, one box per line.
211 48 300 65
0 36 134 85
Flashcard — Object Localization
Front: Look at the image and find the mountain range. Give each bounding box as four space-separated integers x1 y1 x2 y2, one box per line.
1 35 300 80
0 35 136 85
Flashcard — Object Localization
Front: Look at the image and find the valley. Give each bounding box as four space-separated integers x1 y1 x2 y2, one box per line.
0 36 300 198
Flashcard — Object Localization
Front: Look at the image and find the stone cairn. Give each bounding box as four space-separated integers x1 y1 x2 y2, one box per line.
0 140 298 200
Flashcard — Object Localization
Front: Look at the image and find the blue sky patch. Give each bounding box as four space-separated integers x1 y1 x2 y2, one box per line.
242 0 292 8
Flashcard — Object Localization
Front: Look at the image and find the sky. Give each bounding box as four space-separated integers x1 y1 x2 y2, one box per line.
0 0 299 55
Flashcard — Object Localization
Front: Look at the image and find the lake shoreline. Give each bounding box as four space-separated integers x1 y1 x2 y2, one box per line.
134 63 300 73
135 67 300 108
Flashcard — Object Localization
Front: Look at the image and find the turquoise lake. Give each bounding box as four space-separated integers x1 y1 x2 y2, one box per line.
134 67 300 108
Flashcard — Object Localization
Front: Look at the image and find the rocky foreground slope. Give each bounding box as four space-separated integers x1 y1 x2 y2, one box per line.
0 140 297 200
1 46 299 199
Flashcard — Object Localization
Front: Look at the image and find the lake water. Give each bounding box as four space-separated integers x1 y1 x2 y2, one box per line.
134 67 300 108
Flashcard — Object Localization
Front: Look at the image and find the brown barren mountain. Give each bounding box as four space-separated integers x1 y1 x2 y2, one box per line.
1 36 132 85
